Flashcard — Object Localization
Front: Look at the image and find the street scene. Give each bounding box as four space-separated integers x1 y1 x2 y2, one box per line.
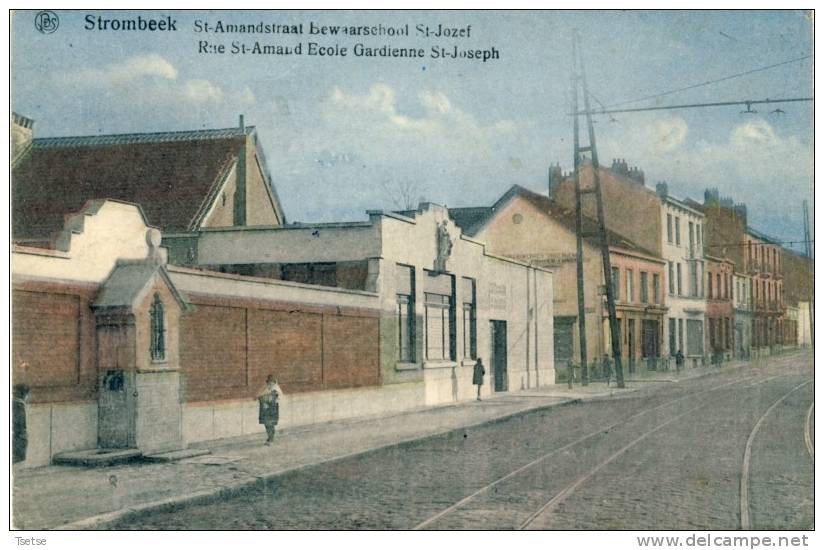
10 9 814 536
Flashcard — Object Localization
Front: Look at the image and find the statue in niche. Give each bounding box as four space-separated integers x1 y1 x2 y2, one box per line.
434 220 453 273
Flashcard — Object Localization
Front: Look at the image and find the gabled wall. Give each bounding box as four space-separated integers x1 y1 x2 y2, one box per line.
553 164 662 256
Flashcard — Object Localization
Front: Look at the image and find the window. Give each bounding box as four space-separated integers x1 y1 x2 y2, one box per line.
396 265 415 362
716 274 721 300
678 318 684 353
150 293 166 362
667 214 673 243
689 221 695 250
397 295 414 361
676 263 683 296
707 271 713 298
640 271 649 303
668 262 675 294
689 262 698 297
697 224 702 245
425 293 452 360
653 274 661 304
461 277 477 359
611 267 620 300
675 217 681 246
626 269 634 303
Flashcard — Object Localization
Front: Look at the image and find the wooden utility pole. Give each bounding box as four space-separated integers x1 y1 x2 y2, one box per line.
571 30 625 388
803 200 814 346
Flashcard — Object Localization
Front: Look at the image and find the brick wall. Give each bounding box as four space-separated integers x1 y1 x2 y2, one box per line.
12 284 98 403
179 295 380 403
14 282 381 406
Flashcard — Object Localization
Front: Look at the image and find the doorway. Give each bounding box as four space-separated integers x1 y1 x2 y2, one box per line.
490 320 508 392
553 316 575 370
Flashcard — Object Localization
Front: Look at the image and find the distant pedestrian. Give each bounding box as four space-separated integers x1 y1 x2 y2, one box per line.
473 358 486 401
257 375 283 445
13 384 30 464
675 349 684 373
602 355 613 386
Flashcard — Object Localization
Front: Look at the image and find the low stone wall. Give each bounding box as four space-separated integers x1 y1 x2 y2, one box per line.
21 401 98 468
183 382 426 444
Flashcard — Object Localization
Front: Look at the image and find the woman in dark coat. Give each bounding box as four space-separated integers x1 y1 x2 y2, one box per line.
473 358 485 401
257 375 282 445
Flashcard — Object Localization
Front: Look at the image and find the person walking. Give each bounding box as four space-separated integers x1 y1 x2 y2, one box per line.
257 375 283 445
675 349 684 373
602 355 613 387
473 358 485 401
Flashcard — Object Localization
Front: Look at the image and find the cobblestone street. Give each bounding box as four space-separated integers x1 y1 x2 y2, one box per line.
111 353 813 530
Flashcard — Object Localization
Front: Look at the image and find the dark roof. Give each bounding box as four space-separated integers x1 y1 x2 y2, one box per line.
448 206 494 236
93 260 187 310
452 184 660 258
745 226 780 244
12 126 252 243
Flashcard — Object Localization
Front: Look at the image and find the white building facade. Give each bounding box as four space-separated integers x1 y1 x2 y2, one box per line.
733 272 753 358
658 188 707 365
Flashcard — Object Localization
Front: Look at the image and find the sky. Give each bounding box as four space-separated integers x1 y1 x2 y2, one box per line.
11 10 814 251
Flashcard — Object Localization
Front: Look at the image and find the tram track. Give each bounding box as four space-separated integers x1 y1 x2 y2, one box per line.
415 365 797 530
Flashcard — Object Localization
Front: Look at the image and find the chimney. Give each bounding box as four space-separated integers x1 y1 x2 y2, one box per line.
656 181 669 199
734 202 748 226
704 188 720 206
611 158 629 176
627 166 645 185
11 112 34 164
548 163 563 198
234 114 247 226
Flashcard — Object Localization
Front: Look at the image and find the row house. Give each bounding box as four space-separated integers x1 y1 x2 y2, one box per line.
745 227 786 351
733 272 753 358
782 248 814 347
705 255 735 359
656 182 706 365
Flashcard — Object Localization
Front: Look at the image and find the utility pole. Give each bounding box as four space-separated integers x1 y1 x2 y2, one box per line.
803 200 814 346
571 34 589 386
571 30 625 388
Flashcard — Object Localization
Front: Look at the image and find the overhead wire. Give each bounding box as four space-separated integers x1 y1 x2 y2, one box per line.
603 54 812 109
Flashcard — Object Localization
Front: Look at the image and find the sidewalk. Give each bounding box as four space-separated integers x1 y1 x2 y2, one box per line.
11 361 745 530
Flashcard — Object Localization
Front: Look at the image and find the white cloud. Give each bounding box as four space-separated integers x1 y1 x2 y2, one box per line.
182 79 223 102
65 54 177 87
57 54 225 106
318 83 517 161
652 116 688 152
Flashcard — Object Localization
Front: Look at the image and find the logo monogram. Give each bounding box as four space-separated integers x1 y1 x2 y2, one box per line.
34 11 59 34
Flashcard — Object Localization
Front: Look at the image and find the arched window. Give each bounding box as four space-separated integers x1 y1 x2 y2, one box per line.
150 293 166 361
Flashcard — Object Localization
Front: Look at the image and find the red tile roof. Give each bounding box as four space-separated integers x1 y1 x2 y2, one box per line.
12 127 250 245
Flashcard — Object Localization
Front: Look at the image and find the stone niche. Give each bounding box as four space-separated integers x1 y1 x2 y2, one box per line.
93 235 188 454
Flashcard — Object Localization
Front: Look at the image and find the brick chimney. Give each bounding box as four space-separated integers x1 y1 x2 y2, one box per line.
611 158 629 176
656 181 669 199
627 165 645 185
11 112 34 164
704 188 720 206
548 162 563 198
